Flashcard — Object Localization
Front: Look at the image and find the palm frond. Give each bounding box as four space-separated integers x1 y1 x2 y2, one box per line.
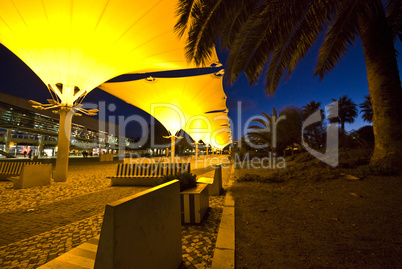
263 0 339 95
248 125 267 130
174 0 198 38
250 118 270 129
359 95 373 123
261 111 271 122
315 0 362 80
219 0 255 50
225 1 284 85
385 0 402 42
246 132 271 146
266 1 325 94
186 0 238 66
285 0 336 78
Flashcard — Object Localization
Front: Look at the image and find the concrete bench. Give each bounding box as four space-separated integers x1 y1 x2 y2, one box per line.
197 164 222 196
124 156 192 164
109 162 190 186
0 161 42 181
180 183 209 224
9 163 52 189
39 180 182 269
99 153 113 162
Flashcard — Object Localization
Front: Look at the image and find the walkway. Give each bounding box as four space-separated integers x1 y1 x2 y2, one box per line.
0 162 231 268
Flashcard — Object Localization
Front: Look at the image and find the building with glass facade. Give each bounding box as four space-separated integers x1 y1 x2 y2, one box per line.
0 92 133 158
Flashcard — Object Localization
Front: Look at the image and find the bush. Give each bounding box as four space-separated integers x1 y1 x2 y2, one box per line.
294 152 316 163
338 148 372 168
162 172 197 191
237 160 341 183
237 173 285 183
356 164 399 178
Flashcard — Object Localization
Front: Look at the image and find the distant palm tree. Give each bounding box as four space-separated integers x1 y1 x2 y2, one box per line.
176 0 402 167
360 95 373 123
247 106 302 155
328 95 358 135
246 108 278 152
302 101 322 120
302 101 325 149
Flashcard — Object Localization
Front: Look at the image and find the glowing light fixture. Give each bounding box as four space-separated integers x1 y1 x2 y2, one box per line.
0 0 221 181
100 72 227 161
0 0 221 106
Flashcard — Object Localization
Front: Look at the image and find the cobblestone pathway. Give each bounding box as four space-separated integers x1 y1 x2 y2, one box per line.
0 186 148 247
0 165 228 269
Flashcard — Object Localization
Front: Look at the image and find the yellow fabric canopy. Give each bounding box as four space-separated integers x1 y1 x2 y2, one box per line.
0 0 221 105
184 111 231 148
182 111 229 141
100 73 227 135
210 129 232 149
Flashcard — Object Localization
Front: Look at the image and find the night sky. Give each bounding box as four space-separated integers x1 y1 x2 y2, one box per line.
0 38 401 141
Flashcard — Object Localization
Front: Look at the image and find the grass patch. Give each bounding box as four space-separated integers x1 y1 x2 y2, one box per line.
338 148 373 168
232 174 402 268
355 163 399 178
237 159 341 183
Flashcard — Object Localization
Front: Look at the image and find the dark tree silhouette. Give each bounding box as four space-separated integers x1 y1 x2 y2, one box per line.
176 0 402 167
302 101 325 150
360 95 373 123
328 95 358 135
247 106 302 155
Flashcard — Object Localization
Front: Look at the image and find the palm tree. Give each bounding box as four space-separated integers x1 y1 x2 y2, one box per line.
302 101 325 149
360 95 373 123
328 95 358 135
302 101 322 120
246 108 278 152
176 0 402 167
247 106 302 155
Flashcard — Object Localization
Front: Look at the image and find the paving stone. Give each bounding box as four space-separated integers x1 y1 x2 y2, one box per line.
0 163 232 269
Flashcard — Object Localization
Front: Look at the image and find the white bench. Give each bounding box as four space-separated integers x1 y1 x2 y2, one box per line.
109 162 191 186
9 164 52 189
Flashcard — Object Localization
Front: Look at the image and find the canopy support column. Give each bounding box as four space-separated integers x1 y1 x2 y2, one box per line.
171 135 176 163
54 108 73 182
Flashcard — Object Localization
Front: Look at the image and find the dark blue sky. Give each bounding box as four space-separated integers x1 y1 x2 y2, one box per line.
0 38 401 140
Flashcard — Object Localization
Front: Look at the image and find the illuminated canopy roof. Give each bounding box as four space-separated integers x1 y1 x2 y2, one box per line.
184 111 232 148
100 73 227 135
0 0 221 105
209 127 232 149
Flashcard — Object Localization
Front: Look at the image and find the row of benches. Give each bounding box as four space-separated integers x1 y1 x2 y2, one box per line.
0 161 42 180
0 161 52 189
110 163 191 186
1 161 219 195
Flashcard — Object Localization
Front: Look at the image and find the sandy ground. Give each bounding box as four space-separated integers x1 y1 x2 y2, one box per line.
0 163 117 214
231 167 402 268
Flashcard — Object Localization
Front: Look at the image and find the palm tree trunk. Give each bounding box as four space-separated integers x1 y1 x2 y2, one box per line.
341 121 345 137
358 0 402 168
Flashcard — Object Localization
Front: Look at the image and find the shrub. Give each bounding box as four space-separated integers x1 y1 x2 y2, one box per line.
236 160 341 183
162 172 197 191
294 152 316 163
338 148 372 168
356 164 399 178
237 173 286 183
